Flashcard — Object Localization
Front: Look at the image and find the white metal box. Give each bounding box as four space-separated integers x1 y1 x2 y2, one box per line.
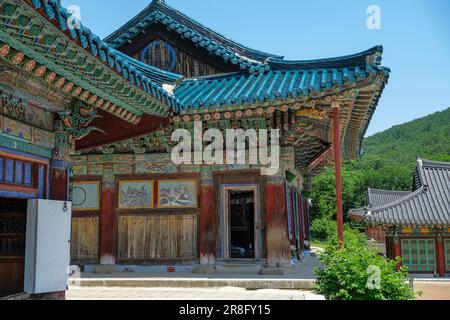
24 200 72 294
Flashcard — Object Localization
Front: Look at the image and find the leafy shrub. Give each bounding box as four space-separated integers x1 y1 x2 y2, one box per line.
314 240 416 300
343 225 367 246
311 217 337 241
311 217 367 245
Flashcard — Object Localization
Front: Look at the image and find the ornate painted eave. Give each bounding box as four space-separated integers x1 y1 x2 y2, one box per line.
0 0 182 125
172 52 390 162
104 0 279 74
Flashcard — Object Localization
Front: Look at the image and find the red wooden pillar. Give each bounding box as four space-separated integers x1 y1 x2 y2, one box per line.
50 167 68 201
298 194 305 252
436 236 446 277
266 177 291 268
288 189 296 246
99 175 116 265
199 172 216 266
332 102 345 246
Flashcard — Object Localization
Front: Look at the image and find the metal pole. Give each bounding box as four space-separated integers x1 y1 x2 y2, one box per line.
332 102 345 247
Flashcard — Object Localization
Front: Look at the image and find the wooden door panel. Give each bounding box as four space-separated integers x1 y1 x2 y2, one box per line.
118 215 197 261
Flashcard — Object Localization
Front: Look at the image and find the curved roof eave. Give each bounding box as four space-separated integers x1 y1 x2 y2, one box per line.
174 61 390 112
267 46 385 70
365 187 427 225
114 50 183 86
27 0 181 114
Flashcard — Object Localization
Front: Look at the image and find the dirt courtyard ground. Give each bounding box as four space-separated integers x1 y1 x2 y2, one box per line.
414 281 450 300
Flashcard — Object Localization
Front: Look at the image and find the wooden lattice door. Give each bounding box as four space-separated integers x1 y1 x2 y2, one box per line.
0 198 27 297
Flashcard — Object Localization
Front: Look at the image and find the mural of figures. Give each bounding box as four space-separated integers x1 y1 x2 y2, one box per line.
158 181 197 208
73 182 100 211
119 181 153 209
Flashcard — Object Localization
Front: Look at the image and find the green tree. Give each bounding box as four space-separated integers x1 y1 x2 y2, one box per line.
309 108 450 241
314 240 417 300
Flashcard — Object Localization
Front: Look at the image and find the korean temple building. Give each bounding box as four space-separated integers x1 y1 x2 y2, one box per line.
0 0 390 296
350 159 450 277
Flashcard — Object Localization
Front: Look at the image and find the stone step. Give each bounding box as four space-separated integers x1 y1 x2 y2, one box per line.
215 264 263 274
68 277 315 290
217 259 266 265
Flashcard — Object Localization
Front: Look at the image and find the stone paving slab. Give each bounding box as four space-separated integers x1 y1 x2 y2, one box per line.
66 287 325 301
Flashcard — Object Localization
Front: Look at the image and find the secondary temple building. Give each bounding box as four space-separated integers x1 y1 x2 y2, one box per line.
349 188 412 252
0 0 390 294
351 159 450 277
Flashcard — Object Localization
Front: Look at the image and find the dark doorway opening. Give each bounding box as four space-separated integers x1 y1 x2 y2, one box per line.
0 197 27 297
229 191 255 259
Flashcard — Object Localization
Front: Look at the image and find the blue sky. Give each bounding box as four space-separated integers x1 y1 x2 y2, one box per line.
62 0 450 137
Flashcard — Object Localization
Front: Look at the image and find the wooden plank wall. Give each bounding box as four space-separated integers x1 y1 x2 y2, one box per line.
118 214 198 261
139 39 221 78
71 217 99 261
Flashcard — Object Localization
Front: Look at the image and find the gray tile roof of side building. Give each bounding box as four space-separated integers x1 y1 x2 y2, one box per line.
367 188 412 208
349 188 411 219
366 159 450 226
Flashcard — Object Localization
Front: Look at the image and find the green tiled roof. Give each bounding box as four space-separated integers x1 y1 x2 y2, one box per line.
174 48 389 110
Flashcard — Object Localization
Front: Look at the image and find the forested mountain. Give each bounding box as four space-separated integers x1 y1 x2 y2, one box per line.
309 107 450 240
363 108 450 165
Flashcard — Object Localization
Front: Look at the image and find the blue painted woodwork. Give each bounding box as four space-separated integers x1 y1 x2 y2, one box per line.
24 163 32 186
38 165 45 199
0 189 38 199
5 159 13 183
14 161 23 185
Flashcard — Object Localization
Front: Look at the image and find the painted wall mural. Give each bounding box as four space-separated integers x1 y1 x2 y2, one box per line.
24 105 53 131
73 182 100 211
0 115 55 151
32 127 55 149
158 180 197 208
3 116 32 140
119 181 153 209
